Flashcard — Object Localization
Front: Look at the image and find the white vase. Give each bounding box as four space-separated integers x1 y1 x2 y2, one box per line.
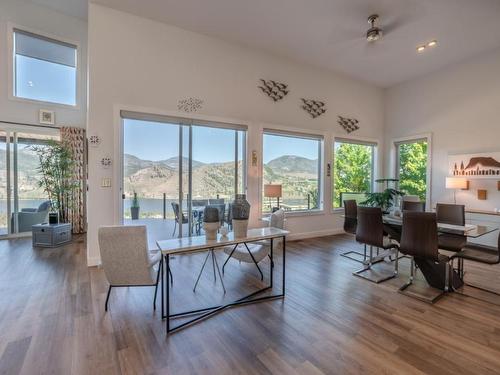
232 219 248 238
203 222 219 240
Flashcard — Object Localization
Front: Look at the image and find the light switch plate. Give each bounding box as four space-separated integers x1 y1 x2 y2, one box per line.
101 178 111 187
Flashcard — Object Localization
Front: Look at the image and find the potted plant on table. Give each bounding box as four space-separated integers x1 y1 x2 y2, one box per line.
130 191 140 220
362 178 404 213
31 140 77 227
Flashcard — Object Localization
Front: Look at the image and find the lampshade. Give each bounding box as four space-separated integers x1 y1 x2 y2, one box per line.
264 184 282 198
445 177 468 190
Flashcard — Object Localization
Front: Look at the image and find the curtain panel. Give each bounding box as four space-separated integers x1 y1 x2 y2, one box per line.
60 127 87 234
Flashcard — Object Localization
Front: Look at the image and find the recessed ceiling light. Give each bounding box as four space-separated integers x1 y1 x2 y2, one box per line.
417 45 426 53
427 40 437 47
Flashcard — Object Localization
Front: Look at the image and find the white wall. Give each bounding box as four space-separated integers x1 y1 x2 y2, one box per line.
87 4 385 265
385 48 500 245
0 0 87 128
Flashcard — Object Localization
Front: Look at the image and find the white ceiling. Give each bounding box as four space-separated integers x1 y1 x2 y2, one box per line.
37 0 500 87
29 0 88 20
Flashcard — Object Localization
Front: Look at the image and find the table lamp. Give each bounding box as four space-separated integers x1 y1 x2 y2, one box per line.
445 177 468 204
264 184 282 211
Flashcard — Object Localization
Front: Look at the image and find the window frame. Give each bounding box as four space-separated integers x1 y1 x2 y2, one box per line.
332 137 377 210
7 23 81 109
391 133 432 208
261 128 324 216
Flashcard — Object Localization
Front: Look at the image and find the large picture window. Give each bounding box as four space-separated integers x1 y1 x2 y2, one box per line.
395 138 428 201
13 29 77 106
333 139 375 208
262 130 322 213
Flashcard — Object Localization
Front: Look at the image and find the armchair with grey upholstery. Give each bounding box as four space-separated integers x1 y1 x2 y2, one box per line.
98 225 171 311
12 200 50 233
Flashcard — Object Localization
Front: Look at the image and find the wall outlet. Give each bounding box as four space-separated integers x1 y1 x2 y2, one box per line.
101 178 111 188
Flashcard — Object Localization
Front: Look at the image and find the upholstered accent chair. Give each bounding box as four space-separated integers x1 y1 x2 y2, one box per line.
98 225 168 311
12 200 50 233
222 209 285 280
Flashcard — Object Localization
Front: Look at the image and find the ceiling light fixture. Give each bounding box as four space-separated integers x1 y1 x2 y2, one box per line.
417 45 426 53
366 15 383 42
427 40 437 47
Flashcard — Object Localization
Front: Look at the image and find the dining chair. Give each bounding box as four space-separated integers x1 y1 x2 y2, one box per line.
450 233 500 295
222 209 285 280
209 198 225 205
98 225 172 311
399 212 453 301
436 203 467 254
353 206 399 283
171 202 188 236
340 200 365 263
402 200 426 212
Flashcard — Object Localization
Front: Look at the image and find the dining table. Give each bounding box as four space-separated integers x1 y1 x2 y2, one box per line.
382 214 499 290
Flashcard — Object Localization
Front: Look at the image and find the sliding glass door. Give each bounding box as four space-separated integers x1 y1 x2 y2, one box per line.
122 114 246 242
0 128 59 236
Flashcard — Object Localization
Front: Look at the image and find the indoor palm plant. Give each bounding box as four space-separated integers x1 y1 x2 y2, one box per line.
31 140 77 224
362 178 403 213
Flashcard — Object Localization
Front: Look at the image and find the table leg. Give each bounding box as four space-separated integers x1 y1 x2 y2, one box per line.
166 254 170 333
270 238 274 288
282 235 286 295
161 253 164 319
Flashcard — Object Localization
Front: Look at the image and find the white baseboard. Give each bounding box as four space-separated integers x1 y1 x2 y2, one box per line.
87 256 101 267
287 228 344 241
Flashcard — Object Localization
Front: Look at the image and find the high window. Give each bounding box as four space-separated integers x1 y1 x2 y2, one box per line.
333 139 376 208
262 130 323 213
395 138 429 201
13 29 77 106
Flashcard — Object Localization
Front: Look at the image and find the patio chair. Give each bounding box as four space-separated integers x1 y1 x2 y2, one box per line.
171 202 188 236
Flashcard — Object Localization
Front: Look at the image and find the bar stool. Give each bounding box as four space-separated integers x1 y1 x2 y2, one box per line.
353 206 399 283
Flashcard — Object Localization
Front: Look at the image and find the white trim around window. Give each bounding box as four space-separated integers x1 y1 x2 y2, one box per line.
7 22 82 109
390 133 433 208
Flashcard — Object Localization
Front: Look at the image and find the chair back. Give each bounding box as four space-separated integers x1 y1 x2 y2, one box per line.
192 199 208 207
400 212 439 261
436 203 465 226
98 225 155 286
343 200 357 235
402 200 426 212
270 209 285 229
171 202 186 222
356 206 384 248
209 198 225 205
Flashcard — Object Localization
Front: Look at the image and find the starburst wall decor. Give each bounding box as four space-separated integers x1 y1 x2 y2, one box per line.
258 79 289 102
301 98 326 118
178 97 204 113
337 115 360 134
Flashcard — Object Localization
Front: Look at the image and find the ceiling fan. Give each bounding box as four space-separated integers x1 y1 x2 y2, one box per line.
366 14 383 42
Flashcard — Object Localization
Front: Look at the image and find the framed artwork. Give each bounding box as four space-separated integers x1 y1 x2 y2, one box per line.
39 109 55 125
448 152 500 179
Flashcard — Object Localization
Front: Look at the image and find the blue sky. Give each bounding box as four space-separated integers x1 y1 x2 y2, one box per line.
124 120 319 164
16 56 76 106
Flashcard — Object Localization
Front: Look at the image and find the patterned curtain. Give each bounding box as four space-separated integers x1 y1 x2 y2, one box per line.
60 127 87 234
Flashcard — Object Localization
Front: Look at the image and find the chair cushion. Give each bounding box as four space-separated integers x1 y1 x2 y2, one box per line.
438 234 466 252
148 250 161 267
223 243 269 264
452 245 499 264
381 237 398 250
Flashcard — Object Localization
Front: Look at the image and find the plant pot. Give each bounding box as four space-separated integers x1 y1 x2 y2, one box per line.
232 219 248 238
203 222 219 240
130 207 140 220
48 212 59 224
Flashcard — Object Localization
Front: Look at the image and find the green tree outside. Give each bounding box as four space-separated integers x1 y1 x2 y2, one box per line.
398 141 428 201
333 143 372 207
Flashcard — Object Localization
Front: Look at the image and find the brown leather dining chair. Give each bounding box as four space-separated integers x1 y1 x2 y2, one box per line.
436 203 467 252
450 233 500 296
340 200 366 263
353 206 399 283
399 211 453 301
402 200 426 212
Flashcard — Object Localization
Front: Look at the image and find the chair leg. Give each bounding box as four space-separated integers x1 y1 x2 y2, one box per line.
268 254 275 268
444 261 450 292
212 251 226 293
243 243 264 281
399 257 415 292
222 244 238 274
105 285 112 311
168 267 173 286
193 250 212 292
394 249 399 276
153 260 162 310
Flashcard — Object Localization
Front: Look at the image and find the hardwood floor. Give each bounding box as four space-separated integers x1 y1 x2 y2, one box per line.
1 234 500 374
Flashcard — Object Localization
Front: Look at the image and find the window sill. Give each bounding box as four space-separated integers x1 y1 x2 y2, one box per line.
261 209 325 220
8 94 79 111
